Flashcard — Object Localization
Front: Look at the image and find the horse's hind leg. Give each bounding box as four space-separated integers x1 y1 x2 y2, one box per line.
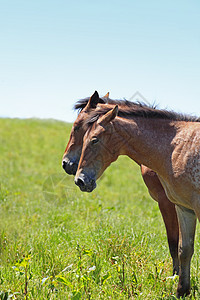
141 165 179 274
175 205 196 298
158 197 179 275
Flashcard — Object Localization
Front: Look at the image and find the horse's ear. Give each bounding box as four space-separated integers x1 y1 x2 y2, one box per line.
99 105 118 126
103 92 109 99
86 91 99 109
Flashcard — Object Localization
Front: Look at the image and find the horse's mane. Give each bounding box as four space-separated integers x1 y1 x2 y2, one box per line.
74 96 137 112
74 96 200 126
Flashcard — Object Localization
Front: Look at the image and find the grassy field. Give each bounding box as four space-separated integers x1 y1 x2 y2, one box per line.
0 118 200 299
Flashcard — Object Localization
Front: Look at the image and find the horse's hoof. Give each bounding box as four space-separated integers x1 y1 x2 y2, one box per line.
176 285 190 298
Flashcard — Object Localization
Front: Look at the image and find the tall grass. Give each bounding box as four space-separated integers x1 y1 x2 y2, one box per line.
0 118 200 299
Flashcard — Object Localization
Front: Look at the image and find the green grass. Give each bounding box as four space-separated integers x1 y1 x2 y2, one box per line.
0 118 200 299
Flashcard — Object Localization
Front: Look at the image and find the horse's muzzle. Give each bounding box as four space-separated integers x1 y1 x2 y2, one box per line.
62 159 78 175
75 173 96 192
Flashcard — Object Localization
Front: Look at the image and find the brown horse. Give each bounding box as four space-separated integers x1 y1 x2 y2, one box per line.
62 91 179 275
74 94 200 298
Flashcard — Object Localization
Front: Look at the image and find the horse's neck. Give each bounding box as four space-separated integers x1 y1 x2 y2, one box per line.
113 117 176 174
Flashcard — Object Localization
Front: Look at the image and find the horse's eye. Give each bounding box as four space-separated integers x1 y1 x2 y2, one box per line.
74 125 80 132
91 137 99 145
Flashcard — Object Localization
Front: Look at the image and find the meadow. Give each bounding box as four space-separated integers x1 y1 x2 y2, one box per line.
0 118 200 299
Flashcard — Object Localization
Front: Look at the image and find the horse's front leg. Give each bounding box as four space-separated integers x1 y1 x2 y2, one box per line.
175 205 196 298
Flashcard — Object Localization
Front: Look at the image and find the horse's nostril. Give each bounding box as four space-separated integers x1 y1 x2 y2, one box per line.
62 159 78 175
76 177 85 188
62 160 67 169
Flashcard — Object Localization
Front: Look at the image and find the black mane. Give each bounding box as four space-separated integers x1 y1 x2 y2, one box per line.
74 96 200 125
74 96 142 112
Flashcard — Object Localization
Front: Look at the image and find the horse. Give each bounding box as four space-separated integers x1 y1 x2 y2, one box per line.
74 92 200 298
62 91 179 275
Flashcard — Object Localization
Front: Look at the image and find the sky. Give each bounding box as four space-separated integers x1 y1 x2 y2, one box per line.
0 0 200 122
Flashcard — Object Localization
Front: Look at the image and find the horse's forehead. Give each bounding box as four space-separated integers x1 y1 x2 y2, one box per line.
88 123 107 137
74 111 86 125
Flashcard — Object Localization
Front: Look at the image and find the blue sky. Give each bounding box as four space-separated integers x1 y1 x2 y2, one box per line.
1 0 200 122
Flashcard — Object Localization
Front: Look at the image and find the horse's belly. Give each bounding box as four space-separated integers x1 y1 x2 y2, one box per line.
158 175 195 210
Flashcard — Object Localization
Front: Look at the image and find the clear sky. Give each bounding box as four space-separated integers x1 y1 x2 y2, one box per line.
1 0 200 122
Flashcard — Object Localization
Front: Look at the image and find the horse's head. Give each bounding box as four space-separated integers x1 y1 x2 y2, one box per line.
75 105 119 192
62 91 108 175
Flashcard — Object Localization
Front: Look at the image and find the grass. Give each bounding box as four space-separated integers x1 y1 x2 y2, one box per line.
0 117 200 299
